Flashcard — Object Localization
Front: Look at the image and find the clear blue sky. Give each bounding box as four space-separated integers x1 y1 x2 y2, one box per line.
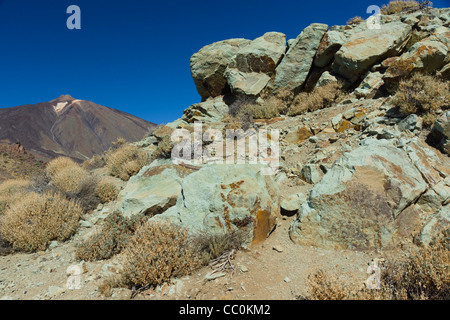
0 0 448 124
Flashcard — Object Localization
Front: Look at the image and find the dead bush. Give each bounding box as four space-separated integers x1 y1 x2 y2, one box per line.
307 236 449 300
82 154 106 171
392 73 450 126
121 221 199 287
0 192 83 252
51 165 90 194
192 230 246 265
75 212 145 261
96 177 119 203
64 177 101 213
347 16 364 25
151 136 174 160
0 179 32 215
288 82 343 116
106 144 149 181
381 0 432 15
46 157 79 179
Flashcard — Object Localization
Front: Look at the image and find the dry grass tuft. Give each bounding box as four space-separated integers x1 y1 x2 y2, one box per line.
380 0 430 15
106 144 149 181
347 16 364 25
151 136 174 160
96 177 119 203
288 82 343 116
122 221 199 287
193 230 246 265
46 157 79 179
0 192 83 252
0 179 32 215
51 165 90 194
307 235 449 300
392 73 450 126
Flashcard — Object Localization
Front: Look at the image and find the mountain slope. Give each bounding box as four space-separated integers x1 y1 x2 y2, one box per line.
0 95 157 161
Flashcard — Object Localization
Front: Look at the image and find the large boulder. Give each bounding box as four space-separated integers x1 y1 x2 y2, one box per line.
151 164 280 246
225 32 286 96
190 39 251 100
272 23 329 93
431 111 450 155
332 21 411 83
181 96 229 123
290 138 450 250
314 30 346 68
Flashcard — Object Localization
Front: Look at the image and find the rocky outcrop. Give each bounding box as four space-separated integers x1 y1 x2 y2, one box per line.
181 96 229 123
150 164 280 246
431 111 450 155
290 138 450 250
190 39 251 100
333 21 411 83
272 23 329 93
225 32 286 96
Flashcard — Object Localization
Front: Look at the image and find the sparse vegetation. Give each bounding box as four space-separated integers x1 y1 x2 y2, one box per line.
75 212 145 261
96 177 119 203
51 165 90 194
380 0 430 15
307 236 449 300
0 179 32 215
151 135 174 160
0 192 83 252
347 16 364 25
46 157 79 179
106 144 149 181
121 221 199 287
392 73 450 126
288 82 343 116
193 230 246 265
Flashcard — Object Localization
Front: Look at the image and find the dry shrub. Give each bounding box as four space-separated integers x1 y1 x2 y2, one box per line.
75 212 145 261
51 165 90 194
307 236 449 300
392 73 450 126
0 192 83 252
122 221 199 287
347 16 364 25
46 157 79 179
151 136 174 160
106 144 149 181
288 82 343 116
380 0 430 15
193 230 246 265
82 154 106 171
0 179 32 215
96 177 119 203
64 177 101 213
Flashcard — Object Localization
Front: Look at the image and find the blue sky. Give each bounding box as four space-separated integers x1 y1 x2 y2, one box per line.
0 0 448 124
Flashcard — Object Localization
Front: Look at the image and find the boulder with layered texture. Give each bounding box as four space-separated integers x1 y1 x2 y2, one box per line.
332 21 411 83
190 39 251 100
272 23 329 93
225 32 286 96
151 164 280 246
290 138 450 250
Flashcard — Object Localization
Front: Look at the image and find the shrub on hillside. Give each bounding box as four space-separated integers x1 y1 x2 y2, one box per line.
151 136 174 160
307 235 449 300
0 179 32 215
0 192 83 252
82 154 107 171
75 212 145 261
46 157 79 179
392 73 450 126
51 165 90 194
288 82 343 116
380 0 428 15
96 177 119 203
121 221 199 287
193 230 246 265
347 16 364 25
106 144 149 181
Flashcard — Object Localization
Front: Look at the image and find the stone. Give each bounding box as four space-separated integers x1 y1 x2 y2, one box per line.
316 71 338 87
384 37 449 91
284 127 313 144
354 72 384 99
273 23 329 93
225 32 286 96
190 39 251 100
333 21 411 82
314 30 346 68
431 111 450 155
398 114 421 132
280 193 307 214
438 62 450 79
289 139 441 250
181 96 229 123
300 164 324 184
151 164 280 246
273 245 284 253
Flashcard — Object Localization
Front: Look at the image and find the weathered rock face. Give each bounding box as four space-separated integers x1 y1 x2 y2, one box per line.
333 22 411 83
190 39 251 100
431 111 450 155
225 32 287 96
151 164 280 246
354 71 384 98
290 138 450 250
314 30 346 68
384 37 449 90
272 23 328 93
181 96 229 123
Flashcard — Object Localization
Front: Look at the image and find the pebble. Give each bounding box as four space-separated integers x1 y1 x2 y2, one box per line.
273 245 284 253
284 277 291 283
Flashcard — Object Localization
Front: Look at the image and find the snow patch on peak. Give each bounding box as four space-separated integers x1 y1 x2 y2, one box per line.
53 102 68 114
